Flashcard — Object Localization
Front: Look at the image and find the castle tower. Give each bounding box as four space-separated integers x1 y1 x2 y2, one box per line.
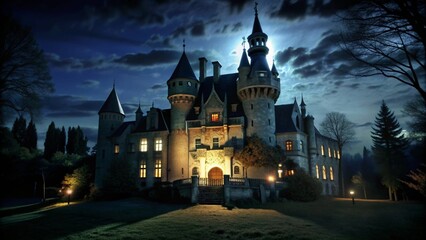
95 85 125 188
237 3 280 145
167 48 199 181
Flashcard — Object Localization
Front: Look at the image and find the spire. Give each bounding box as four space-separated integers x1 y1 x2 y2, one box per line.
135 101 143 114
239 49 250 69
252 2 263 34
271 60 278 76
183 39 186 52
301 94 306 107
169 51 197 81
99 87 125 115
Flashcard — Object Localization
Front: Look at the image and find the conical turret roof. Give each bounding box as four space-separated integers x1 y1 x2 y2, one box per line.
239 49 250 68
169 51 197 81
271 61 278 76
252 11 264 34
99 87 125 115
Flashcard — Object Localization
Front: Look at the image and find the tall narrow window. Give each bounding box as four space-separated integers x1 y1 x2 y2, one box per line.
211 113 219 122
128 143 135 153
195 138 201 149
140 138 147 152
330 167 334 181
251 120 254 126
251 104 253 110
322 166 327 180
328 147 332 157
333 150 337 158
300 140 304 152
155 138 162 151
140 160 146 178
234 166 240 175
337 150 341 159
268 119 271 125
316 165 319 179
321 145 325 156
285 140 293 151
155 159 162 178
213 137 219 149
114 144 119 154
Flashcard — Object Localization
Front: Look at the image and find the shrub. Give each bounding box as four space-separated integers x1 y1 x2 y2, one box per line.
280 172 322 202
101 158 138 199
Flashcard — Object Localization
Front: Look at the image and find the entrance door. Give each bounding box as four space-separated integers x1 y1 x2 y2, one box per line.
208 167 223 186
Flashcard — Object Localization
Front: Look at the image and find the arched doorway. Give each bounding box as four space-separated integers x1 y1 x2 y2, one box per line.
208 167 223 186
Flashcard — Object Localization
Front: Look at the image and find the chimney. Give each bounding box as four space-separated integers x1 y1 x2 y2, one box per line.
199 57 207 82
212 61 221 83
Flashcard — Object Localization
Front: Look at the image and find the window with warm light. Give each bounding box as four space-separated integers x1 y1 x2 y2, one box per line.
322 166 327 180
211 113 219 122
140 138 147 152
140 160 146 178
285 140 293 151
328 147 332 157
337 150 341 159
213 137 219 149
321 145 325 156
155 159 161 178
330 167 334 181
114 144 119 154
333 150 337 158
155 138 162 151
316 165 319 179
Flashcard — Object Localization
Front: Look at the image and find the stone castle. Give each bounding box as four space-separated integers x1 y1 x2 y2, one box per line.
95 6 340 196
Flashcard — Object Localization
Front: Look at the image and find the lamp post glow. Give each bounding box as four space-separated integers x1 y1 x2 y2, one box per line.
66 189 73 205
349 190 355 205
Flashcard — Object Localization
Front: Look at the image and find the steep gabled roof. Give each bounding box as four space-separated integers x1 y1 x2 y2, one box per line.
99 87 125 115
169 51 197 81
111 121 134 137
275 104 297 133
133 108 171 133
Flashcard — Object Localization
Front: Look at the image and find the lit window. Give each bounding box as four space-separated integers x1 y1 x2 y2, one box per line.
285 140 293 151
187 81 192 86
300 140 304 152
330 167 334 181
140 160 146 178
328 147 332 157
321 145 325 156
192 167 199 176
211 113 219 122
155 138 162 151
337 150 341 159
316 165 319 179
114 144 119 154
333 150 337 158
234 166 240 175
155 159 162 178
287 170 295 176
140 138 147 152
322 166 327 180
195 138 201 149
213 137 219 149
258 72 266 77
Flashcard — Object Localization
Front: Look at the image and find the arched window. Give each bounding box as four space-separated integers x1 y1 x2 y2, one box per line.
192 167 199 176
234 166 240 175
322 166 327 180
315 165 319 179
330 167 334 181
285 140 293 151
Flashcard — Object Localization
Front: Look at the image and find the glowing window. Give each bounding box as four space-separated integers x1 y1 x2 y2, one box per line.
316 165 319 179
330 167 334 181
321 145 325 156
213 137 219 149
287 170 295 176
337 150 341 159
140 160 146 178
322 166 327 180
285 140 293 151
333 150 337 158
211 113 219 122
328 147 332 157
155 159 162 178
114 144 119 154
234 166 240 175
155 138 162 151
140 138 147 152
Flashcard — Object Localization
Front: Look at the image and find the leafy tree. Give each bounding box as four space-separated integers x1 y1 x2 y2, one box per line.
340 0 426 102
280 171 323 202
403 97 426 135
400 164 426 198
0 14 53 124
320 112 355 197
11 116 26 146
102 158 138 198
62 164 92 199
235 135 282 177
23 120 37 150
371 101 409 200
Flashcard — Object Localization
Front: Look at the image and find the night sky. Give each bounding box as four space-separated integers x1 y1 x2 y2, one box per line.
3 0 416 154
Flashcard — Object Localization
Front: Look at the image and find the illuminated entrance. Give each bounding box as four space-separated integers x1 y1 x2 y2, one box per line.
208 167 223 186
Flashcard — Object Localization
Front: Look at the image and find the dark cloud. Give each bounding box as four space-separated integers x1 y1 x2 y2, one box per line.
346 83 360 89
231 22 243 32
293 61 323 78
227 0 251 13
272 0 359 20
43 95 102 118
275 47 307 65
151 84 167 90
190 21 205 36
114 50 181 66
367 85 382 90
45 53 107 70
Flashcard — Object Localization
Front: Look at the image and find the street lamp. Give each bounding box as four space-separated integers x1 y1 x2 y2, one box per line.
66 189 73 205
349 190 355 205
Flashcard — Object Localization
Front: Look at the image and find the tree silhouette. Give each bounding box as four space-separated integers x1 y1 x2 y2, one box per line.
0 14 53 124
320 112 355 196
340 0 426 102
23 119 37 150
371 101 409 200
11 115 26 146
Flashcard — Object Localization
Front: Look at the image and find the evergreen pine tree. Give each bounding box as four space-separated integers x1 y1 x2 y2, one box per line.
58 127 66 153
371 101 409 201
44 121 57 160
11 116 27 146
24 120 37 150
76 126 88 156
66 127 76 154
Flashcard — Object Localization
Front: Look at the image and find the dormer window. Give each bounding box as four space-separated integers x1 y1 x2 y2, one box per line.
211 113 219 122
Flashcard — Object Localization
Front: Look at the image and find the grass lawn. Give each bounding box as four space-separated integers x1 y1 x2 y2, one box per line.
1 198 425 240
